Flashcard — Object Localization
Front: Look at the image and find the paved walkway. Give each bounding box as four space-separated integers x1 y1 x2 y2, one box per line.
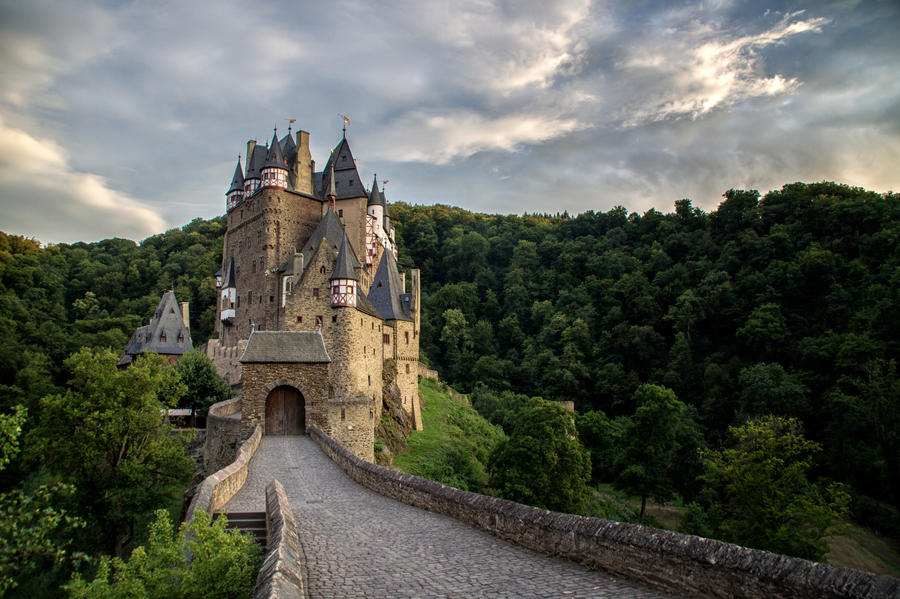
224 436 677 599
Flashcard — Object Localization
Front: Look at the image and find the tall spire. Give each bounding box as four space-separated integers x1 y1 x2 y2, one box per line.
263 128 287 170
227 157 244 194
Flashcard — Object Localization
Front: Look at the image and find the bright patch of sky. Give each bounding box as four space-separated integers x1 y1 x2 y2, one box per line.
0 0 897 243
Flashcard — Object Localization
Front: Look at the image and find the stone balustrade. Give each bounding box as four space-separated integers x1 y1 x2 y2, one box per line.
186 423 263 521
309 425 899 599
254 480 305 599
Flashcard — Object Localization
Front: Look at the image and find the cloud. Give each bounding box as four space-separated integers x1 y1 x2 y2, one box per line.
615 10 829 126
0 117 167 243
369 110 582 164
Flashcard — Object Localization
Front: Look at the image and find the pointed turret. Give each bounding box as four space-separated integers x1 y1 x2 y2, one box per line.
244 143 266 196
330 234 360 307
327 159 336 211
367 175 384 207
226 158 244 210
262 129 288 189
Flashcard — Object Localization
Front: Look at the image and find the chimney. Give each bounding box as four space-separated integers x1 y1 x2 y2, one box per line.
293 130 312 194
180 302 190 332
401 272 406 292
411 269 421 335
245 140 257 173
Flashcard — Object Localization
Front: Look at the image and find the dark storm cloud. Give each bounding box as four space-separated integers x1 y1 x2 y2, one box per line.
0 0 897 243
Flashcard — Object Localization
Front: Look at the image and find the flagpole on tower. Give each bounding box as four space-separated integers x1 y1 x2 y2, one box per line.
338 114 350 137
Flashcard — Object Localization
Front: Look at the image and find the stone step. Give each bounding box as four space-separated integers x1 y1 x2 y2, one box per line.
214 512 267 545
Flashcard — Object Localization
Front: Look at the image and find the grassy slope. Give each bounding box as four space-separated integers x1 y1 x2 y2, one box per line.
393 378 504 494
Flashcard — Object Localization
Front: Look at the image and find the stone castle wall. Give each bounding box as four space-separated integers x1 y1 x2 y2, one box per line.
326 310 384 421
326 396 375 462
390 319 421 430
205 339 247 385
240 362 330 439
309 425 899 599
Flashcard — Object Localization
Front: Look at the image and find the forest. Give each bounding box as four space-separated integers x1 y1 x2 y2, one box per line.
1 180 899 592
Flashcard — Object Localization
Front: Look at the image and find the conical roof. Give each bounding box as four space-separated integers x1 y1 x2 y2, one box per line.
367 175 384 207
280 131 296 158
330 234 360 281
264 130 287 170
245 144 266 180
227 159 244 194
367 250 412 321
319 136 366 199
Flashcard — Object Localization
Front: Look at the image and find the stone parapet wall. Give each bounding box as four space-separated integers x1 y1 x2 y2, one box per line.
417 362 438 380
254 480 305 599
309 425 899 599
206 339 247 385
204 397 243 473
186 424 263 522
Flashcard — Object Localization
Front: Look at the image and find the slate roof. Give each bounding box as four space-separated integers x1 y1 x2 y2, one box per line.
318 136 366 199
227 159 244 194
280 131 296 162
240 331 331 363
223 257 236 288
367 176 384 207
302 209 345 257
119 291 192 365
264 130 287 170
245 144 267 180
367 250 412 321
331 234 359 281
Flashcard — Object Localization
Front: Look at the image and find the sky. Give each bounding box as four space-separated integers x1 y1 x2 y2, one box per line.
0 0 898 244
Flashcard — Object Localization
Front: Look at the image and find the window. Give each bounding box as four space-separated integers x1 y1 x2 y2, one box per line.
383 334 390 344
405 363 410 373
237 297 240 308
316 315 323 326
331 315 337 323
338 209 343 217
341 408 346 421
313 288 319 297
160 331 167 342
296 316 302 323
405 331 409 345
252 260 256 273
377 281 382 288
178 332 185 343
368 375 371 385
269 295 274 303
248 290 252 303
320 266 326 274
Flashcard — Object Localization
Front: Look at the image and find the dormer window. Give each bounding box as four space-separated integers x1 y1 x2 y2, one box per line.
160 331 167 342
178 332 185 343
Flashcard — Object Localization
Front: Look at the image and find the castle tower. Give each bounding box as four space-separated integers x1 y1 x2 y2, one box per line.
330 235 358 308
227 158 244 210
261 129 288 190
367 175 384 239
244 140 264 196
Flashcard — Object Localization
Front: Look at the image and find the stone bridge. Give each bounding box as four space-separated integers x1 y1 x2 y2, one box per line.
224 435 675 598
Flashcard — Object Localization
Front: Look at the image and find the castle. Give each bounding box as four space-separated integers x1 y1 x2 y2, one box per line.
205 124 422 461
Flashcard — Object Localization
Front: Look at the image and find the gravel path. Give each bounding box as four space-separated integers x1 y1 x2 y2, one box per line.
224 435 677 599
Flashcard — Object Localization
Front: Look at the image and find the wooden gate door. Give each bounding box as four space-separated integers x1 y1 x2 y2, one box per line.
265 386 304 435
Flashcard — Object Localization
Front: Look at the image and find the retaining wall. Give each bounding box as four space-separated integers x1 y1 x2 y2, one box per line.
254 480 305 599
204 397 243 473
309 425 899 599
186 424 263 522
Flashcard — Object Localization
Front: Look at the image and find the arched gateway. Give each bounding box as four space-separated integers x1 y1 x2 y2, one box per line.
265 385 305 435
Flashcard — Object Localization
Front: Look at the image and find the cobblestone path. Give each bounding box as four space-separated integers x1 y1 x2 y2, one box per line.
224 436 677 599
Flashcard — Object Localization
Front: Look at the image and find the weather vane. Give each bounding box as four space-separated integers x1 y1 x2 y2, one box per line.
338 114 350 136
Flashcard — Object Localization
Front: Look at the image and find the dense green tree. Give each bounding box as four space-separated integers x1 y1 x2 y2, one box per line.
28 349 193 556
614 384 690 519
0 406 84 596
172 350 232 415
488 398 591 514
66 509 259 599
700 416 850 560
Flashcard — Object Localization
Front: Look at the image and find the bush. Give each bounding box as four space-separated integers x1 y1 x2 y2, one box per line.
66 509 260 599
